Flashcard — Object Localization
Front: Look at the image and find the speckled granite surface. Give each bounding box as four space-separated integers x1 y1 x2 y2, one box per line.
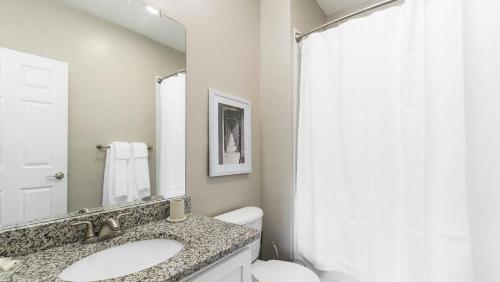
0 197 191 257
0 214 259 282
0 196 185 231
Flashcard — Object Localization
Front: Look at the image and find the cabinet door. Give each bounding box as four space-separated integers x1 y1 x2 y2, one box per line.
188 248 252 282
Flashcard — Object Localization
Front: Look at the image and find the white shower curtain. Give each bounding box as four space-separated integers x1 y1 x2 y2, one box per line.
158 73 185 198
295 1 474 282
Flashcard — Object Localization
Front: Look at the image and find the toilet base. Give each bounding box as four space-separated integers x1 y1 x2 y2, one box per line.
251 259 319 282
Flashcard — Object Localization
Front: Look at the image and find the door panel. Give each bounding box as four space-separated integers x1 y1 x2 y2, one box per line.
0 96 3 170
0 189 3 223
0 47 67 225
21 101 53 167
0 58 4 84
21 186 54 221
21 64 53 90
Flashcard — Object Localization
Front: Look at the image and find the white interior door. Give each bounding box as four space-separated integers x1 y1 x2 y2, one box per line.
0 47 68 225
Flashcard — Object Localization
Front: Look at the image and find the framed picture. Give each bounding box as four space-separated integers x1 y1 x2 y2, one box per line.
209 89 252 176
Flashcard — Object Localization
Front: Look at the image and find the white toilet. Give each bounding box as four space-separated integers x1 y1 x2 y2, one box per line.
215 207 320 282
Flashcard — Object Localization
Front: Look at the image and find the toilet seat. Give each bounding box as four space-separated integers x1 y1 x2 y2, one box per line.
251 260 319 282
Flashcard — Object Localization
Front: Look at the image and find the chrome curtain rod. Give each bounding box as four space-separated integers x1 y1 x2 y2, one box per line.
157 69 186 83
295 0 401 43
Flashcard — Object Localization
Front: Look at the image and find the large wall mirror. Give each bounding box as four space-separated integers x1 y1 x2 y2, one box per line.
0 0 186 227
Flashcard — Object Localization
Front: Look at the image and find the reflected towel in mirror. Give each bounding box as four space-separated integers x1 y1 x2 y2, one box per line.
106 142 131 200
102 142 151 206
131 142 151 198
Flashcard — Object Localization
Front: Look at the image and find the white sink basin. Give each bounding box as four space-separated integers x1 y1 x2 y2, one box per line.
59 239 183 281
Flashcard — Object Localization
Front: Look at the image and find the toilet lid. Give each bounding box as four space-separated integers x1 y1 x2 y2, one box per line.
252 260 319 282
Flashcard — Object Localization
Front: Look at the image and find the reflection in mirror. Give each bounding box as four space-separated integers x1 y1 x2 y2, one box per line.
0 0 186 227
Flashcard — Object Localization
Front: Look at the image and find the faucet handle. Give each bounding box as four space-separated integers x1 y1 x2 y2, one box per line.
71 221 97 243
116 212 131 226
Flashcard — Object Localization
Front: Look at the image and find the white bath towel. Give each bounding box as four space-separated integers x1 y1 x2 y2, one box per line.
131 143 151 198
102 142 132 206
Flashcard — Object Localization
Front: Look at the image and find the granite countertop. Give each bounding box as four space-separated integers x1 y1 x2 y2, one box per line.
0 214 259 282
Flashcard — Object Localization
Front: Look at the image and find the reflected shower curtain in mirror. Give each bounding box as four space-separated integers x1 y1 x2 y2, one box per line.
295 1 474 281
158 73 185 198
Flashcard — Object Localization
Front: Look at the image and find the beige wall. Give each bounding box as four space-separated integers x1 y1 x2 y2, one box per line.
327 0 397 21
2 0 328 261
292 0 328 33
147 0 262 216
260 0 326 260
0 0 186 212
260 0 294 260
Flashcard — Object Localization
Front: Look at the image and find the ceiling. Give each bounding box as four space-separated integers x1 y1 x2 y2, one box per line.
315 0 378 16
60 0 185 53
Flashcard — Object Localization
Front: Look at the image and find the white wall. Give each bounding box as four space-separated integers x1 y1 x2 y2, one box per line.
464 1 500 281
326 0 379 20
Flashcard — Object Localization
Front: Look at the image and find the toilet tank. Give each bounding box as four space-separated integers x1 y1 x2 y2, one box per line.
214 207 263 261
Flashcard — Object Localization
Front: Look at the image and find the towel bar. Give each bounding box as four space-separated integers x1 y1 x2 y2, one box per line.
96 144 154 150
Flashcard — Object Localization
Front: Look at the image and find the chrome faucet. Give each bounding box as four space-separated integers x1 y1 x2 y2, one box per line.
71 212 130 244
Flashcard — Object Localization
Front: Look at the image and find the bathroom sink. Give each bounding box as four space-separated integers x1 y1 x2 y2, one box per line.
58 239 183 281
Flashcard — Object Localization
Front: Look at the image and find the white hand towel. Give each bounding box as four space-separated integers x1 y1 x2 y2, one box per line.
102 144 114 206
111 142 131 197
102 142 132 206
131 142 151 195
132 142 148 158
114 142 132 159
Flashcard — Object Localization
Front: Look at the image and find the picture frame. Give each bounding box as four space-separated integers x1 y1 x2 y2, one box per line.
209 89 252 177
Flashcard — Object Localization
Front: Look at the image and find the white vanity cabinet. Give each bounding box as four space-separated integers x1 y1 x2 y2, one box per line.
184 247 252 282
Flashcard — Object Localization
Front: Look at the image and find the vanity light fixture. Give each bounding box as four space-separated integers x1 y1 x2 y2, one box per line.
145 6 160 15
